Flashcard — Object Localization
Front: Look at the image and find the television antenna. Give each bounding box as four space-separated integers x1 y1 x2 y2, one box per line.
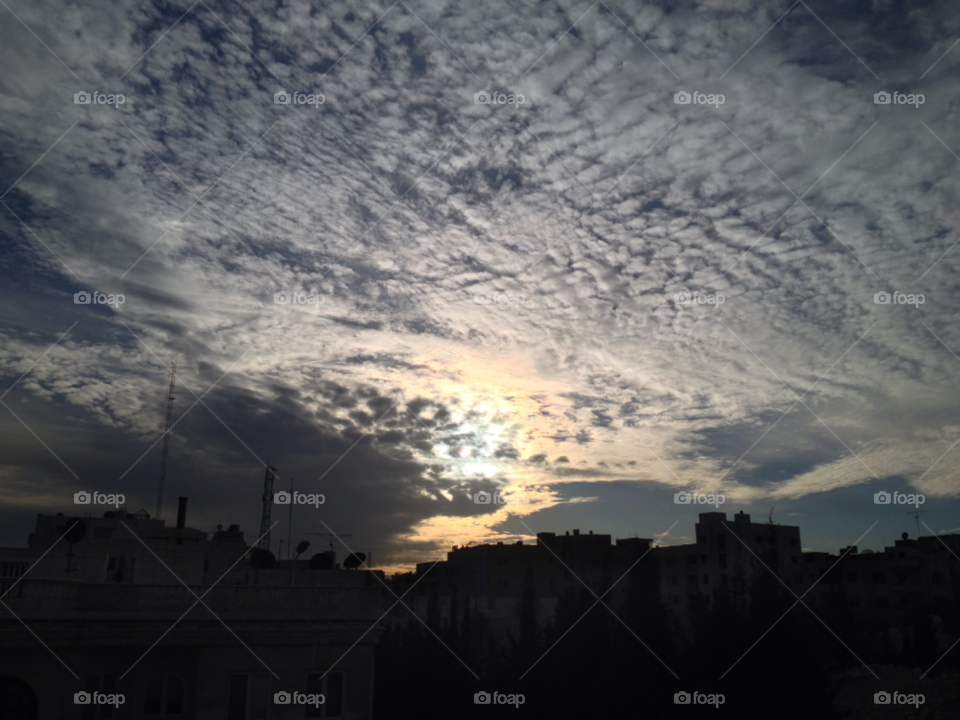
905 510 927 538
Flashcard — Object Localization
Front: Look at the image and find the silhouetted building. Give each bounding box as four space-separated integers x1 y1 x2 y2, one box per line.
0 505 384 719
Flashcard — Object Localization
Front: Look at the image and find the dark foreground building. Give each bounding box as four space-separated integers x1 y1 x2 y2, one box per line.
0 502 384 719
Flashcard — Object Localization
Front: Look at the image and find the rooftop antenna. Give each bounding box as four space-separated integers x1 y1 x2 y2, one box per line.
156 362 177 520
307 532 353 554
286 477 293 560
260 465 278 551
906 510 927 538
768 506 775 525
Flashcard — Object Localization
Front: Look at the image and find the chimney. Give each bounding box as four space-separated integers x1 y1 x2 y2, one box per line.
176 497 188 529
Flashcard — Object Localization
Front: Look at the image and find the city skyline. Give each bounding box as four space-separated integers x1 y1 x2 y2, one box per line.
2 0 959 579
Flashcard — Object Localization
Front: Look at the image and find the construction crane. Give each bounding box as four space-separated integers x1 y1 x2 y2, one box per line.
155 362 177 520
259 465 279 551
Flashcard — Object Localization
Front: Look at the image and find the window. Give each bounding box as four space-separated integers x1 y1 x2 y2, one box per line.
791 557 798 564
687 575 697 585
701 554 707 564
144 673 184 716
227 674 270 720
718 554 727 569
896 572 906 585
0 562 26 578
789 538 796 546
875 597 890 609
899 596 910 608
305 673 344 718
702 574 709 584
720 574 728 588
699 535 706 544
672 595 680 605
717 534 726 549
873 572 886 584
755 536 764 544
82 674 117 719
687 555 697 565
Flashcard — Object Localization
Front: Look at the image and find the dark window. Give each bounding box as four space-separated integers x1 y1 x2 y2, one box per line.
672 595 680 605
791 557 798 563
875 597 890 609
699 536 706 544
144 673 184 716
789 538 796 546
896 572 906 585
227 674 269 720
702 574 709 584
670 576 678 585
82 674 117 719
687 575 697 585
873 572 886 584
701 554 708 564
305 673 344 718
720 574 728 588
717 534 726 549
899 596 910 608
718 554 727 569
755 536 764 544
687 555 697 565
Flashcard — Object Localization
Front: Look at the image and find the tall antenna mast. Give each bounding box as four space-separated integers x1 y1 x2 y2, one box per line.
906 510 927 538
156 362 177 520
260 465 278 550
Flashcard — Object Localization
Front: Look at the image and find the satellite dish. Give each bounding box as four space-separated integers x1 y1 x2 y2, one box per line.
248 548 276 569
309 552 335 570
343 552 367 569
295 540 310 557
59 519 86 544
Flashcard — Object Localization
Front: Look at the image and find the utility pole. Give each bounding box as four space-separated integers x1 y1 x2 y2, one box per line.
287 477 293 560
156 362 177 520
259 465 278 550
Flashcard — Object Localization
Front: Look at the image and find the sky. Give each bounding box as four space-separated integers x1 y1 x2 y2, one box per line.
1 0 958 572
